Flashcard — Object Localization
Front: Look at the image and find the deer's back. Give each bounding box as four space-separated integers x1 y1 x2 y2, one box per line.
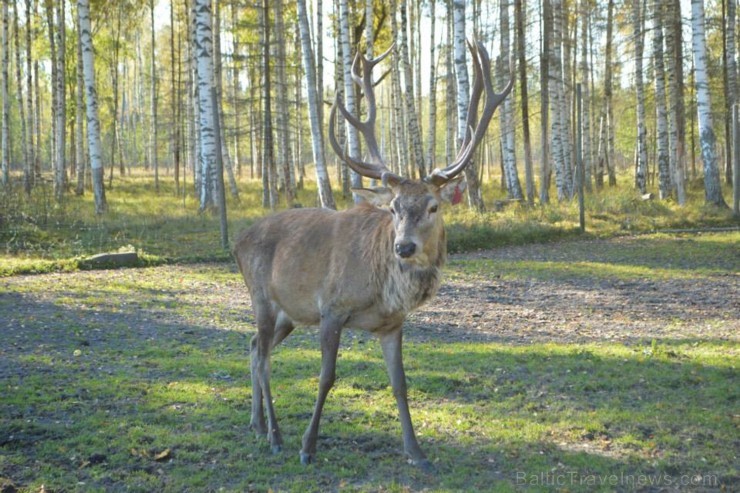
234 205 398 327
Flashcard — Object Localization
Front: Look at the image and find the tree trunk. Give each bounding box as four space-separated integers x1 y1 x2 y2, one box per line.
261 0 277 209
78 0 107 213
517 0 535 204
725 0 737 183
13 0 29 192
500 0 522 200
605 0 616 186
426 0 437 171
634 0 648 193
540 0 551 203
213 1 239 200
54 0 66 201
338 0 362 200
580 0 592 193
171 0 180 193
445 0 455 166
652 0 671 199
453 0 484 211
297 0 336 209
691 0 728 206
550 0 566 200
273 0 294 206
151 0 159 192
25 0 35 192
399 0 425 177
665 0 686 204
75 4 85 195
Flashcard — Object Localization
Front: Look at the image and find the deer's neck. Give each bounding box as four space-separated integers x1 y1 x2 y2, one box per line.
375 218 446 315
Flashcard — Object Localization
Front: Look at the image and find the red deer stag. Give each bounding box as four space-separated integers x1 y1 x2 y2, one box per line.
234 40 511 471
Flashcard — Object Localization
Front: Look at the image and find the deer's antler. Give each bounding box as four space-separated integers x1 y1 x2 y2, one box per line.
329 44 401 184
427 40 513 187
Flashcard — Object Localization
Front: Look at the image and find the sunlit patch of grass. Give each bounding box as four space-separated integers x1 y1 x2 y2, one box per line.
2 170 737 276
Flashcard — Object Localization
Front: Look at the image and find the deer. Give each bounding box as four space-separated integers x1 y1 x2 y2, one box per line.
233 40 512 472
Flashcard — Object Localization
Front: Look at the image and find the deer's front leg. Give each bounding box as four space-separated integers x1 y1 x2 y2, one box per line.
300 315 344 465
379 327 434 473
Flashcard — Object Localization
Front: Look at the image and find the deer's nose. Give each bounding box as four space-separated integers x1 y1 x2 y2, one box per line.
395 241 416 258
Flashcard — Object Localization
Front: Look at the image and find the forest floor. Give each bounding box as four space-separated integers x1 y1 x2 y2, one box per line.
1 232 738 492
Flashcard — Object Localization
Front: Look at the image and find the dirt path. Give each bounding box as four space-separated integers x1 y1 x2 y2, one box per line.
2 234 738 353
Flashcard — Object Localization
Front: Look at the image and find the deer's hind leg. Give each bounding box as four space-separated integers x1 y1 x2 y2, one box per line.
249 296 284 454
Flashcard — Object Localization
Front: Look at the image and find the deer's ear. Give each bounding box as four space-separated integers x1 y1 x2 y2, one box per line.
352 187 394 207
438 177 467 205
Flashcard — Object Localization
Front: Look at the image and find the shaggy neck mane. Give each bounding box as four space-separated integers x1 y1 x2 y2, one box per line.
361 206 446 315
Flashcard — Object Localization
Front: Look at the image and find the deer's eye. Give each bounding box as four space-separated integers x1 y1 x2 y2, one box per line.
429 204 438 214
390 203 397 215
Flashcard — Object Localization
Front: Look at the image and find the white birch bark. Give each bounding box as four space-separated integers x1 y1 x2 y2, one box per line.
1 0 9 187
550 0 566 200
634 0 648 193
652 0 671 199
426 0 437 170
195 0 219 212
580 0 593 193
338 0 363 199
297 0 336 209
691 0 727 206
399 0 425 177
605 0 616 187
499 0 522 199
78 0 107 213
150 0 159 191
272 0 294 205
54 0 66 200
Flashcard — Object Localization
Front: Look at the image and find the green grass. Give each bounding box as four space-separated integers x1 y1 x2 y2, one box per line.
1 170 737 275
1 234 737 492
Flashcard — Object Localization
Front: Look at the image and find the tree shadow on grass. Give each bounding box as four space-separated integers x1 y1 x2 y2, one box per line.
1 260 738 492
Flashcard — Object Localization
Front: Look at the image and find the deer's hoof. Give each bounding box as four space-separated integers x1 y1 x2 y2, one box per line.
415 458 436 474
299 451 314 465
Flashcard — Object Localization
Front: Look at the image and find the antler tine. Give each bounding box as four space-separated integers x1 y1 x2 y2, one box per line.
428 41 514 186
329 44 402 183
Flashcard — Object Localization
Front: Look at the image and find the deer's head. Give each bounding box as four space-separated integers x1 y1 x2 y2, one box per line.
330 41 512 265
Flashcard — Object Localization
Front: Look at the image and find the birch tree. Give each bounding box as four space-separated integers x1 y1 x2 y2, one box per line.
399 0 425 177
652 0 671 199
500 0 522 199
549 0 567 199
75 5 85 195
296 0 336 209
53 0 66 201
78 0 107 213
725 0 736 184
540 0 551 203
338 0 363 198
453 0 485 211
1 0 8 187
273 0 294 206
516 0 534 203
691 0 727 206
13 1 29 192
150 0 159 191
25 0 35 191
664 0 686 204
580 0 593 193
426 0 437 170
634 0 648 193
195 0 220 212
